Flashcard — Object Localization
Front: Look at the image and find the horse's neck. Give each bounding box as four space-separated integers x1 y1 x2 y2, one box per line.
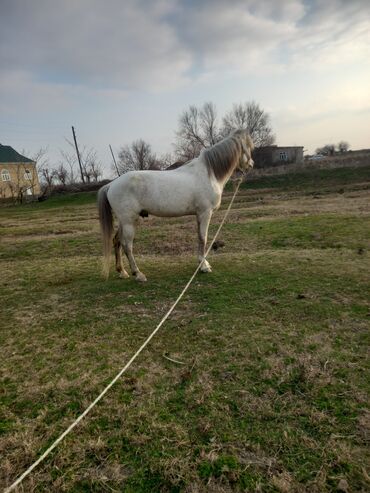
197 155 237 191
218 163 238 189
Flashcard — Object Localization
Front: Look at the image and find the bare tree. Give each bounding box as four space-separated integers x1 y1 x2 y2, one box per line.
55 163 69 185
222 102 275 147
16 147 51 200
117 139 158 174
31 147 49 174
200 102 219 145
87 159 103 181
338 141 349 153
40 167 57 191
157 152 173 170
174 138 204 163
60 140 102 183
175 102 220 161
82 148 102 182
326 144 335 156
174 101 274 161
3 164 23 203
60 145 78 183
5 181 18 203
33 149 57 195
316 144 335 156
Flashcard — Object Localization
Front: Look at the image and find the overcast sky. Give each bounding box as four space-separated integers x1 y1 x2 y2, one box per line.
0 0 369 176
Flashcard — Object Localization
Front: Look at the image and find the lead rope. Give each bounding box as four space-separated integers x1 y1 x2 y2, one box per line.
5 177 244 493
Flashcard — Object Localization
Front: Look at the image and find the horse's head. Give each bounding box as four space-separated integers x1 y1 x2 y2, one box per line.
238 130 254 173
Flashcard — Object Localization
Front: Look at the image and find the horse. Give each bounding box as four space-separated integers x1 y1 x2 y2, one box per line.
97 129 254 282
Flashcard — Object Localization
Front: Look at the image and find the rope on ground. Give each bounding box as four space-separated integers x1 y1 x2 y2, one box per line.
4 179 244 493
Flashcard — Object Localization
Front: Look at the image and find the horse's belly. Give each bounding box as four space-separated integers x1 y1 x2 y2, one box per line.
150 209 194 217
146 200 196 217
137 180 197 216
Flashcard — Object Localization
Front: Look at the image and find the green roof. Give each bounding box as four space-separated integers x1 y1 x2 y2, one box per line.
0 144 33 163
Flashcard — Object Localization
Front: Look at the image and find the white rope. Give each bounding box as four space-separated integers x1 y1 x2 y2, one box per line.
4 180 243 493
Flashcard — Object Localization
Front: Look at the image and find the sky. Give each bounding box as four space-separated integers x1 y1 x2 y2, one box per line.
0 0 369 177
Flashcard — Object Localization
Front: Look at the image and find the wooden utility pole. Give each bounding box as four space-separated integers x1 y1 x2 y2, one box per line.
109 144 120 177
71 126 85 183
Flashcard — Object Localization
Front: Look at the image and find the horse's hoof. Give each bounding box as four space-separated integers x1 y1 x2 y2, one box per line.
200 260 212 273
119 270 130 279
135 272 147 282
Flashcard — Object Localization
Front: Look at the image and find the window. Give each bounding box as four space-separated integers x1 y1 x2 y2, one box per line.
1 169 11 181
24 169 32 180
279 151 288 161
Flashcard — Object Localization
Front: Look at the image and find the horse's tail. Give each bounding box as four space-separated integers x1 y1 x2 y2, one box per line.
97 184 113 279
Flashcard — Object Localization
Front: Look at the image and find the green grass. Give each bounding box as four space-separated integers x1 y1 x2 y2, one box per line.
28 190 98 209
222 214 370 250
243 164 370 191
0 165 369 492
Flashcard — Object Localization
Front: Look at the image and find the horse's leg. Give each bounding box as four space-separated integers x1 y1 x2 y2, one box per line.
113 229 129 279
197 210 213 273
120 221 147 282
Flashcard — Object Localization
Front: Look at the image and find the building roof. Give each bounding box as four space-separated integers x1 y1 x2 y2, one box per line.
0 144 33 163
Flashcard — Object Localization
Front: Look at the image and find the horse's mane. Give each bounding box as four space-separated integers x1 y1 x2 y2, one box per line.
202 129 252 182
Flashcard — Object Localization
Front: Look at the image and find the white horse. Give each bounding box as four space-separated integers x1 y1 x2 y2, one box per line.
98 129 254 281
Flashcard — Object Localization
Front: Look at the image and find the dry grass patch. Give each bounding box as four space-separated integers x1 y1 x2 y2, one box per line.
0 168 369 492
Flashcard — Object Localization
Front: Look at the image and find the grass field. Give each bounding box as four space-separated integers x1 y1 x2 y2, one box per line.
1 165 369 492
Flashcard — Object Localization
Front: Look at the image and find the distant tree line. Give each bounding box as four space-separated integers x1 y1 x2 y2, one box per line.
31 140 103 197
28 102 355 196
34 100 274 191
116 140 172 175
315 141 350 156
117 101 274 173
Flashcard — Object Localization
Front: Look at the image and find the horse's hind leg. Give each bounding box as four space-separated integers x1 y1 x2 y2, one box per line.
120 221 147 282
113 229 129 279
197 210 212 273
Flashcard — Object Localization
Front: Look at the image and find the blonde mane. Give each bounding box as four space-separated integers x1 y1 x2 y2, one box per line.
202 129 252 182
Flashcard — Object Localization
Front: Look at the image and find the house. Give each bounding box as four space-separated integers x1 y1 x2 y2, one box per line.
252 145 304 168
0 144 41 200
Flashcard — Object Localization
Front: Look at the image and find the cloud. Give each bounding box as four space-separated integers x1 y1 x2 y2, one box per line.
287 0 370 69
1 0 369 93
0 0 191 91
172 0 304 72
1 0 369 160
178 0 370 77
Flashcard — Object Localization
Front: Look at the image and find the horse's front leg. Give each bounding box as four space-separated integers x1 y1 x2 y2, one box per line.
113 230 130 279
197 210 212 273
